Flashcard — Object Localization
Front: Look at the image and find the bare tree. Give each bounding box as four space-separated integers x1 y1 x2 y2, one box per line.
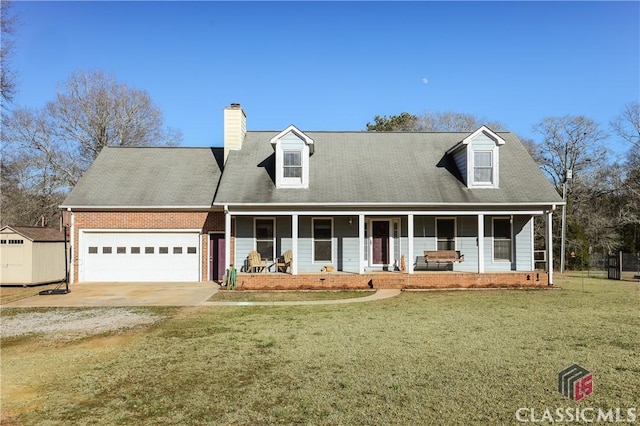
610 101 640 148
3 70 182 187
1 0 17 106
50 70 181 171
531 115 607 192
414 111 505 132
1 70 182 225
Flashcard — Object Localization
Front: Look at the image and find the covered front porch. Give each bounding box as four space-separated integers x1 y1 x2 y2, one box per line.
223 208 556 287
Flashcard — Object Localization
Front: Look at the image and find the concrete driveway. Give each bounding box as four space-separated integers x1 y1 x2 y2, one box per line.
1 282 220 308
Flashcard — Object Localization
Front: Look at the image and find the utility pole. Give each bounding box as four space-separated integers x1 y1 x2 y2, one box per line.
560 169 572 274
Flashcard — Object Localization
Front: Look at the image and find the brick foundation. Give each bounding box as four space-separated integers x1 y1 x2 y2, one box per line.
228 271 550 290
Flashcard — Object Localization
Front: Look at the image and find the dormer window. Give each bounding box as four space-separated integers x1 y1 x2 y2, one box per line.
473 151 494 185
271 125 314 189
447 126 505 189
283 150 302 179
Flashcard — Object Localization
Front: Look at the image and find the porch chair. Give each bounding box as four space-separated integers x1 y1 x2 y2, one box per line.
248 250 266 273
276 250 293 273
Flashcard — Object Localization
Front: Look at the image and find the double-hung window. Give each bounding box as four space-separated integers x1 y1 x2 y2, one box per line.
313 218 332 262
473 151 493 185
283 151 302 179
493 218 512 262
436 218 456 250
255 218 275 261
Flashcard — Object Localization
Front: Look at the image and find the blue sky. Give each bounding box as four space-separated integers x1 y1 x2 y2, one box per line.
9 1 640 158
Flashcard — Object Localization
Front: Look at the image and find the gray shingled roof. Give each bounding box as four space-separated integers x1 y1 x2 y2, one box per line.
61 147 223 208
215 131 562 206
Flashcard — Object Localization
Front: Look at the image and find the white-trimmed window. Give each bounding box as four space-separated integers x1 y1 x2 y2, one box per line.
283 150 302 179
255 218 275 261
493 218 512 262
436 218 456 250
271 126 314 189
473 151 494 185
455 126 504 188
313 218 333 263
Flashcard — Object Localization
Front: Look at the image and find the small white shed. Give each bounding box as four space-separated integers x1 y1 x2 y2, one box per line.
0 226 67 286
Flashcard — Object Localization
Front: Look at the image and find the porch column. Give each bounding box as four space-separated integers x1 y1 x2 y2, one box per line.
546 210 554 285
407 214 414 274
358 214 365 274
224 206 231 273
477 214 485 273
291 214 299 275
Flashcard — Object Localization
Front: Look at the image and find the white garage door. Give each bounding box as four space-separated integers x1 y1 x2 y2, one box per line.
81 232 200 282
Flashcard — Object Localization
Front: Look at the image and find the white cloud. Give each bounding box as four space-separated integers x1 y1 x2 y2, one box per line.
421 77 429 85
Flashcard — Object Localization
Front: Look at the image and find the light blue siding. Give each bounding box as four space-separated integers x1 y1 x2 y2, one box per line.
484 215 534 272
297 216 359 273
234 216 254 272
515 216 533 270
280 132 305 147
453 149 467 185
470 133 496 149
454 216 478 272
412 216 436 266
335 217 359 273
483 216 507 272
297 217 313 272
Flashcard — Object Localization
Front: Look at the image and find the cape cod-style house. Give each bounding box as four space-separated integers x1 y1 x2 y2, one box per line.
61 104 562 289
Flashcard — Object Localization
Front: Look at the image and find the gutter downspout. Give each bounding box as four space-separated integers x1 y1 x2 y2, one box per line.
69 208 75 285
224 205 231 275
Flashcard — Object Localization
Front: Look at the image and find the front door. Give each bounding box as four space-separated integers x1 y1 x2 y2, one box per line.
372 221 390 265
209 234 225 281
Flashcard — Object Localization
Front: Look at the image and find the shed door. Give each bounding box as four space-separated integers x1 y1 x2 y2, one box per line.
82 232 199 282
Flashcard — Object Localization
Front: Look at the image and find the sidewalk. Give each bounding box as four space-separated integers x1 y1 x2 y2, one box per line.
1 284 401 308
203 289 401 306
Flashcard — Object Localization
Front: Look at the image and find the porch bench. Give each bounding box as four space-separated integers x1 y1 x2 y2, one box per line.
424 250 464 266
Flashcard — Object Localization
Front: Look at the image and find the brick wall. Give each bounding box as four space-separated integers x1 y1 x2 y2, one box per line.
227 271 550 290
71 210 224 283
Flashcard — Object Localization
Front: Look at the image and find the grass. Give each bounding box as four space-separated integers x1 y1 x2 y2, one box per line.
209 290 375 302
1 274 639 425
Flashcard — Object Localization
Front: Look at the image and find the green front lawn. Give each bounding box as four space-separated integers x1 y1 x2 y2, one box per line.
1 275 638 425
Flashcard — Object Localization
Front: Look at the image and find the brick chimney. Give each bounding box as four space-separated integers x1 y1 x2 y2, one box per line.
224 103 246 164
